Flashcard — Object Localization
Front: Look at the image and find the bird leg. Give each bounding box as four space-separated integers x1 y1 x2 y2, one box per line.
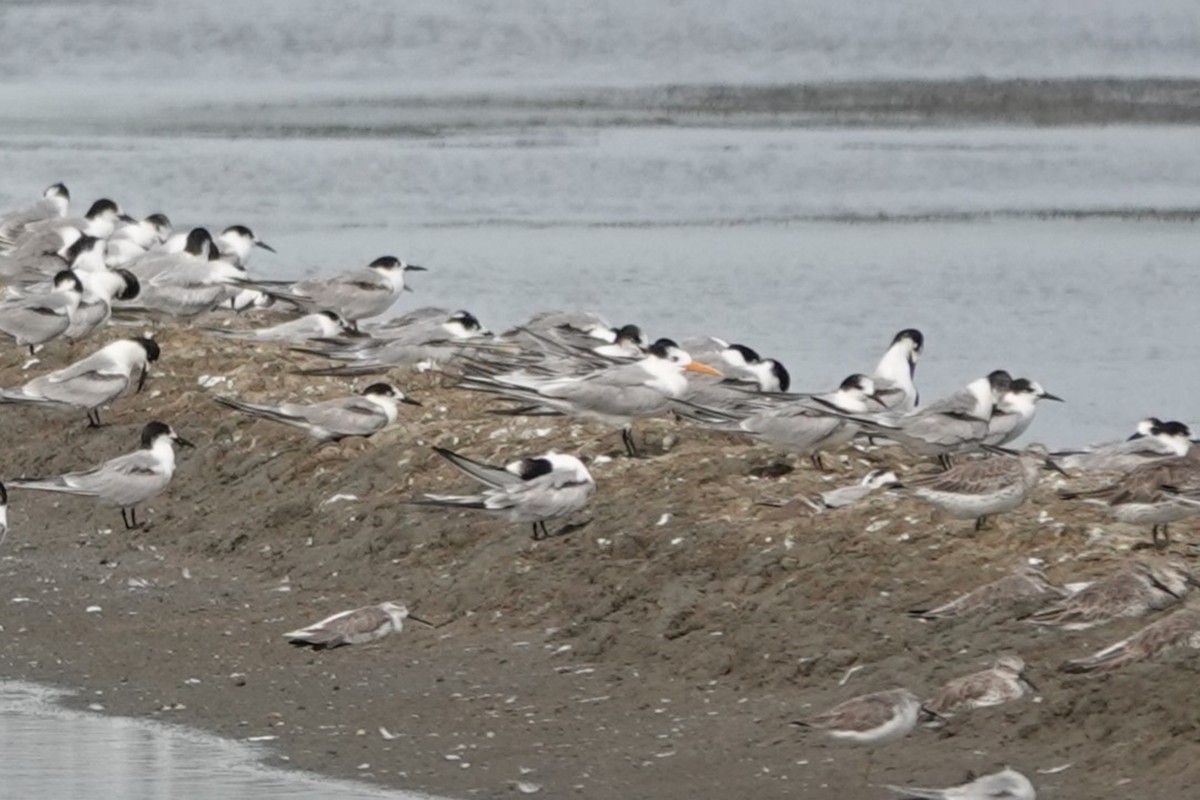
86 409 104 428
974 515 989 531
621 426 640 458
121 507 142 530
1153 524 1171 550
937 453 954 471
531 521 549 540
810 452 826 471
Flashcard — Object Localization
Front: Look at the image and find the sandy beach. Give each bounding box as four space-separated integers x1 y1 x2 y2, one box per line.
0 323 1196 799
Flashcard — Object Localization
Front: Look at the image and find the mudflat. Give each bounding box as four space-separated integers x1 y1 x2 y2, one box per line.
0 326 1195 800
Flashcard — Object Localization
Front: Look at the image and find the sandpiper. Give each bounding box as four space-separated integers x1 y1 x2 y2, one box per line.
892 444 1059 530
909 565 1068 621
284 601 434 649
1025 559 1195 630
925 655 1036 716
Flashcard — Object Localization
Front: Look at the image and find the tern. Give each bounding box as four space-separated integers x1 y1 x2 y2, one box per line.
871 328 924 411
1055 418 1192 473
294 309 490 376
248 256 425 327
459 338 721 457
7 420 193 529
724 374 883 469
0 337 161 427
984 378 1063 446
845 370 1012 467
885 768 1036 800
411 447 595 539
0 270 83 352
204 310 354 344
213 382 420 441
0 183 70 246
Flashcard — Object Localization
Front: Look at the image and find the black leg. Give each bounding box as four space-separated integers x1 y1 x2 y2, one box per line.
622 427 639 458
87 409 103 428
938 453 954 471
975 515 988 532
121 508 131 530
130 507 139 529
531 522 540 540
810 453 826 471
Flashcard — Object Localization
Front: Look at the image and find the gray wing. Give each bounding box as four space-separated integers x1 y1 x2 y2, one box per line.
434 448 521 489
11 352 130 409
919 386 977 416
297 396 390 436
0 295 72 344
485 472 594 521
14 449 170 506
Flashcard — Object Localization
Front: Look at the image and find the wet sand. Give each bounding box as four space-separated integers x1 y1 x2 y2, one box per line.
0 325 1197 799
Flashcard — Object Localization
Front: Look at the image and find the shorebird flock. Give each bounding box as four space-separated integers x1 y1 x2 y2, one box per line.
3 181 1199 795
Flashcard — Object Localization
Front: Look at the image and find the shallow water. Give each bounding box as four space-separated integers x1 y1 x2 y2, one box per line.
0 2 1198 449
0 682 432 799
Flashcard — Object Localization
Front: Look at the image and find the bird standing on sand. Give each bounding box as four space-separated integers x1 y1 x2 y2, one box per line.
891 443 1060 530
792 688 929 781
7 421 193 530
0 337 161 427
0 270 83 352
411 447 595 539
284 601 434 649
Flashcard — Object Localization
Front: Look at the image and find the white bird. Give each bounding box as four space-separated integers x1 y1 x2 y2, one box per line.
725 374 883 469
412 448 595 539
0 337 160 427
0 270 83 352
213 382 420 441
0 182 70 246
249 256 426 327
123 230 246 318
800 469 899 511
1056 418 1192 473
19 197 132 245
204 310 354 344
460 338 722 457
7 420 193 529
106 213 173 266
984 378 1063 446
295 309 490 376
215 224 275 266
284 601 433 649
849 370 1012 467
885 767 1036 800
871 328 924 411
